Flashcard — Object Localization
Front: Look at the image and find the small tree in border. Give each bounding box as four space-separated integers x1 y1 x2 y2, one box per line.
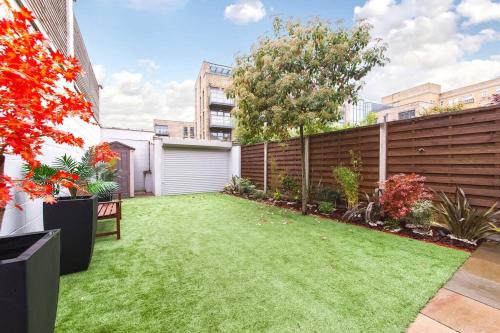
227 17 388 214
0 5 94 226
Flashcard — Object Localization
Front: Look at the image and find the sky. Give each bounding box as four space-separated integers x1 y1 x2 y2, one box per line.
73 0 500 130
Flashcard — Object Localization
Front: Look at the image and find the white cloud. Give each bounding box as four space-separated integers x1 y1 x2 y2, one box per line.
93 64 106 83
457 0 500 25
138 59 160 73
98 67 194 130
126 0 187 11
353 0 500 101
224 0 266 24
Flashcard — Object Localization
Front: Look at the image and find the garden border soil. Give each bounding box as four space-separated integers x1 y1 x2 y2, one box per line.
228 193 477 252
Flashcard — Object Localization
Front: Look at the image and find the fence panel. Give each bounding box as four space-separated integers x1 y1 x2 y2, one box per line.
240 106 500 208
267 139 302 192
309 125 380 194
241 144 265 188
387 106 500 208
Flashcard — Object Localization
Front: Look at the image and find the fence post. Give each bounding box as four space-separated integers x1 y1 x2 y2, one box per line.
305 137 310 193
263 142 268 192
379 123 388 189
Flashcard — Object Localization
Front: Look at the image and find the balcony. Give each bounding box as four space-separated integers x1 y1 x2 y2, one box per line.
209 89 235 107
210 116 235 129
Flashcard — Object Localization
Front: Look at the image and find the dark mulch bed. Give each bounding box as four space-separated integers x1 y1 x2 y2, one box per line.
231 193 478 252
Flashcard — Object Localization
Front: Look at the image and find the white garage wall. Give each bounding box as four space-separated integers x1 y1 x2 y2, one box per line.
162 147 230 195
101 127 155 193
1 118 100 236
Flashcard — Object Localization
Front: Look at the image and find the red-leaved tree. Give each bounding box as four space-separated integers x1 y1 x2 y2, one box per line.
380 173 432 220
0 5 93 225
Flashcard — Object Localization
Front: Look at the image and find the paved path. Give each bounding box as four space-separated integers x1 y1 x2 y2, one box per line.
407 241 500 333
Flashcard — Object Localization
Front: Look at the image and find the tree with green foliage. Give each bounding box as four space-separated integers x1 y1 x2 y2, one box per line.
227 17 388 214
361 112 378 126
421 103 464 116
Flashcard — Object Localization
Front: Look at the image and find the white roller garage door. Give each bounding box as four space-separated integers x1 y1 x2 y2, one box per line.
162 147 230 195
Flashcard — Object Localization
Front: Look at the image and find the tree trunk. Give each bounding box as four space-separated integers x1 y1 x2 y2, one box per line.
299 126 308 215
0 154 5 227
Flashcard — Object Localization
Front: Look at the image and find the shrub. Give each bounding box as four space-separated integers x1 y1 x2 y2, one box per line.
312 180 342 206
343 192 382 224
318 201 334 214
240 177 256 194
332 151 361 209
380 173 431 220
223 176 255 195
272 189 282 200
280 174 301 201
252 189 268 200
333 166 359 209
433 187 500 244
407 200 434 230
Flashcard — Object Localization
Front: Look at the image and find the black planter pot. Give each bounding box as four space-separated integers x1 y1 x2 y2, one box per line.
43 196 97 275
0 230 61 333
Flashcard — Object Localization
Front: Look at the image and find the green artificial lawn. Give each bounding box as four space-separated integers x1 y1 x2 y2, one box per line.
56 193 469 333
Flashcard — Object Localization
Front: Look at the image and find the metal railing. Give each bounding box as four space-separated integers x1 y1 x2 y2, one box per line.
209 90 235 106
210 116 235 129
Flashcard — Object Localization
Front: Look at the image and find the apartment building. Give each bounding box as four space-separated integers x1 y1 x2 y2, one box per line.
377 78 500 122
153 119 196 139
195 61 235 141
342 99 390 124
1 0 101 235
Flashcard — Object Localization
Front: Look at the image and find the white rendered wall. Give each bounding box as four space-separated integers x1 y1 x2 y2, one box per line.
229 145 241 178
100 128 155 193
0 2 102 235
1 118 100 236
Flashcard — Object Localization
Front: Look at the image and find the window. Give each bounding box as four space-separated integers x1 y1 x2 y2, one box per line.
496 87 500 94
210 131 231 141
462 94 474 104
155 125 169 136
398 110 415 120
183 127 188 138
190 127 195 138
481 90 488 98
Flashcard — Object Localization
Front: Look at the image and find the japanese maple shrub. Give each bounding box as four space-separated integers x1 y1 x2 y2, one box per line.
0 6 93 225
380 174 431 221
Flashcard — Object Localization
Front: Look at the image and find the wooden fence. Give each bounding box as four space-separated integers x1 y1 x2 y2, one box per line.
241 105 500 208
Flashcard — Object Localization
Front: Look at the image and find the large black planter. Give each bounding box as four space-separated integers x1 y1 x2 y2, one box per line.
0 230 61 333
43 196 97 275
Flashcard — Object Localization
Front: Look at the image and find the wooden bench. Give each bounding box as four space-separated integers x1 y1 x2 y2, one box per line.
96 193 122 240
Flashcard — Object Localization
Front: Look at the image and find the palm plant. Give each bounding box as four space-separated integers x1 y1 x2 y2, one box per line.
433 187 500 244
28 146 119 200
53 154 118 199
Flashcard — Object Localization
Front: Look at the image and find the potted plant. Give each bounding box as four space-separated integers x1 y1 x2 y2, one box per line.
0 6 93 332
29 144 119 275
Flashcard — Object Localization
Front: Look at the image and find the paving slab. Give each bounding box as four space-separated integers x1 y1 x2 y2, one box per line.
460 256 500 283
406 314 456 333
471 241 500 266
421 289 500 333
445 269 500 310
